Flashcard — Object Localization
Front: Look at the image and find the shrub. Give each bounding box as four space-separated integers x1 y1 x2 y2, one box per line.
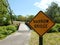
6 30 13 35
15 24 19 30
55 24 60 32
0 27 8 39
0 27 8 35
0 34 6 39
6 25 17 32
58 28 60 32
48 23 60 33
0 25 17 39
48 28 57 33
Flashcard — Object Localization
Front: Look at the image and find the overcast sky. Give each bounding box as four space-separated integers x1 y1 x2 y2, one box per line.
8 0 60 16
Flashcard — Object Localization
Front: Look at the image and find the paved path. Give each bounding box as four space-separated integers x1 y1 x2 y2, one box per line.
18 22 30 31
0 22 31 45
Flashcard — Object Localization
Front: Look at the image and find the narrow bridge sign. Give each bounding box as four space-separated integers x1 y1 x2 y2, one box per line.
29 11 55 36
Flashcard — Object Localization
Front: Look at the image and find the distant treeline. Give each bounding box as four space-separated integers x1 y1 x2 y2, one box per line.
12 15 34 22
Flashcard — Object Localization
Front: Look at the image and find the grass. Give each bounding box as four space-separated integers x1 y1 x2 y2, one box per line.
29 30 39 45
29 30 60 45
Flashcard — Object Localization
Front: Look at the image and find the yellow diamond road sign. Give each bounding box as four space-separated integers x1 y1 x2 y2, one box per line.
29 11 55 36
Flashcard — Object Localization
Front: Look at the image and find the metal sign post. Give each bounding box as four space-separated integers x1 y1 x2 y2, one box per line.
39 36 43 45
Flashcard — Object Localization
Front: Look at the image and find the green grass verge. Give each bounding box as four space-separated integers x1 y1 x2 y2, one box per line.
29 31 60 45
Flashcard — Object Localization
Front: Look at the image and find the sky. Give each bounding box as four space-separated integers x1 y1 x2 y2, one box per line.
8 0 60 16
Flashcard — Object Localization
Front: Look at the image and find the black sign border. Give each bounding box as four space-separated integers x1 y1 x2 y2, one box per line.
29 11 55 36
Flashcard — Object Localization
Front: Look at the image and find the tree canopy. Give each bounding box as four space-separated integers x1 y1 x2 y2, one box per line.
46 2 60 23
0 0 13 25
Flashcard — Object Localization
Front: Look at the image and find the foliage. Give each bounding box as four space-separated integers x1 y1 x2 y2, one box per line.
12 15 17 21
16 15 34 22
0 26 8 39
17 15 26 21
0 0 13 25
0 0 8 25
26 15 34 22
46 2 60 23
48 23 60 33
7 25 17 32
0 25 17 39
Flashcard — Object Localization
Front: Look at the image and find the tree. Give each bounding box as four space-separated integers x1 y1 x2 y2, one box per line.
0 0 13 25
46 2 60 23
12 15 17 21
6 0 13 24
26 15 34 22
17 15 26 21
0 0 8 25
